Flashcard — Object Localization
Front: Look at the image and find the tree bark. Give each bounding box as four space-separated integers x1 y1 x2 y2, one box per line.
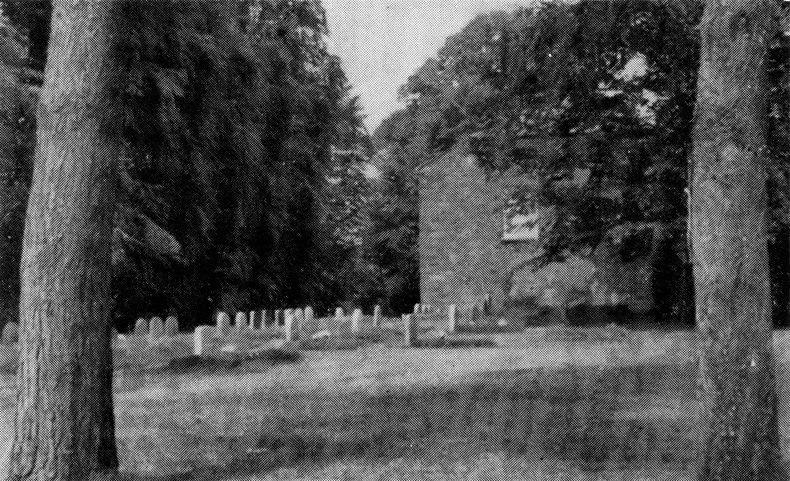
6 1 123 480
691 1 782 479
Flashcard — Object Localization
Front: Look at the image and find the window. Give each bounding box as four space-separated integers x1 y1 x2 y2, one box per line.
502 194 555 242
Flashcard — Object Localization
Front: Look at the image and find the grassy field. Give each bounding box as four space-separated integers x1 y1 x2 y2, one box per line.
1 325 788 480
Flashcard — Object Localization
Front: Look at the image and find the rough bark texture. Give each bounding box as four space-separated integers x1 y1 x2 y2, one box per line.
6 1 122 480
691 1 782 479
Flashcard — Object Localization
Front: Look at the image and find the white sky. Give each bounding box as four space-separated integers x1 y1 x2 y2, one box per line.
324 0 526 131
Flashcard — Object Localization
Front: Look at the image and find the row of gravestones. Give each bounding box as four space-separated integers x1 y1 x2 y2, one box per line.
0 301 479 349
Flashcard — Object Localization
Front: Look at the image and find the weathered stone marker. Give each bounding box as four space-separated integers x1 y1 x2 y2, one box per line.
413 303 420 314
130 318 148 359
2 322 18 344
284 310 298 342
351 308 363 333
164 316 179 336
234 312 247 332
134 318 148 336
404 314 416 347
149 316 164 340
335 307 344 319
215 311 230 337
448 304 457 333
274 309 283 326
248 311 257 330
305 306 314 325
194 326 213 356
373 305 382 328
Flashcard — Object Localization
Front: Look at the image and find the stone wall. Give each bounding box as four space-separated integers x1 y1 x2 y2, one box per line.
418 144 655 322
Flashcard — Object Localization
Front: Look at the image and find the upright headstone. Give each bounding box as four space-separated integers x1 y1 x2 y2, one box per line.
164 316 179 336
413 303 420 314
274 309 283 326
134 318 148 337
215 312 230 337
248 311 257 330
404 314 416 347
194 326 213 356
149 316 164 340
284 310 298 342
234 312 248 332
261 309 272 328
2 322 18 344
351 308 363 333
131 318 148 359
448 304 457 333
373 305 382 328
334 307 344 319
304 306 314 325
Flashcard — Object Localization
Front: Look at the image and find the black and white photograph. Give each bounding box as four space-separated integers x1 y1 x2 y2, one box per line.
0 0 786 479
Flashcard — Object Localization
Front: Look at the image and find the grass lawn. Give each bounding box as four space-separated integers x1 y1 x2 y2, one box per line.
1 325 788 480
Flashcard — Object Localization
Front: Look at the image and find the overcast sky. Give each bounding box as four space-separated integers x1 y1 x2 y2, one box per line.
324 0 526 132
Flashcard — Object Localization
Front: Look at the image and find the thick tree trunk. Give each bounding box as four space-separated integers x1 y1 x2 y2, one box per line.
6 1 123 480
691 1 782 479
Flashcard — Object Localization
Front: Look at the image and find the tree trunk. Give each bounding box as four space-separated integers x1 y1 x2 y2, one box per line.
691 1 782 479
6 1 123 480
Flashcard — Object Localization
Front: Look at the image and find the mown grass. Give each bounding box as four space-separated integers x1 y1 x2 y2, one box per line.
105 356 697 480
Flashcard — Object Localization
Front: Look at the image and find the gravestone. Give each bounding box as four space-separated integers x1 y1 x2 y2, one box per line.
351 308 363 333
274 309 283 326
234 312 247 332
373 305 382 328
2 322 18 344
194 326 213 356
149 316 164 340
414 303 420 314
335 307 344 319
164 316 179 336
134 318 148 337
130 318 148 359
284 310 298 342
215 312 230 337
404 314 416 347
261 309 272 328
305 306 314 324
248 311 257 330
448 304 457 333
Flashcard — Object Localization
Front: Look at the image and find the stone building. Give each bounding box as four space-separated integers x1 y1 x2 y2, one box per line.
418 141 659 323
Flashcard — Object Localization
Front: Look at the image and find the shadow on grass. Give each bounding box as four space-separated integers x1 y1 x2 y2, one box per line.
116 362 699 481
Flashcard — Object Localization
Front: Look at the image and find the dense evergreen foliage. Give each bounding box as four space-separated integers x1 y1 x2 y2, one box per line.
0 0 372 329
